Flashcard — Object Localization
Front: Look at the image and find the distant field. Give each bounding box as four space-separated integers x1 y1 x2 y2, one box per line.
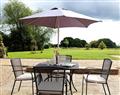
8 48 120 60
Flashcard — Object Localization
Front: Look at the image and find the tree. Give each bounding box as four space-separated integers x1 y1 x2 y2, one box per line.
60 37 87 48
3 0 33 51
60 37 74 47
89 40 97 48
63 39 69 48
0 34 3 41
0 34 7 58
32 27 54 52
98 41 107 50
80 40 87 47
3 0 32 27
3 0 54 51
85 44 90 50
30 39 38 54
73 38 82 47
0 31 10 49
9 28 33 51
96 38 116 48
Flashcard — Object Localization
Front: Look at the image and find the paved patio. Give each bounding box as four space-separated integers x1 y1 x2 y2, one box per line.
0 59 120 95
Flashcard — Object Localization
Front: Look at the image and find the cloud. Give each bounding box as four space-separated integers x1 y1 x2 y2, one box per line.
25 0 120 20
62 0 120 20
2 0 120 20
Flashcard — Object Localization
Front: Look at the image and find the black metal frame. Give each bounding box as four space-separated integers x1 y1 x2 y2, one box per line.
33 66 66 95
58 55 72 62
10 58 34 95
81 58 112 95
46 54 77 95
58 55 77 93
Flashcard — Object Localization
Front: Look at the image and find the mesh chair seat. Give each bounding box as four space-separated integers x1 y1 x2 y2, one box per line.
16 73 33 81
37 78 63 94
84 74 106 83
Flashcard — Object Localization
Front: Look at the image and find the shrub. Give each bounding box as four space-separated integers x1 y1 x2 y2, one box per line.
0 41 7 58
44 44 49 49
85 44 90 50
0 34 3 41
98 41 107 50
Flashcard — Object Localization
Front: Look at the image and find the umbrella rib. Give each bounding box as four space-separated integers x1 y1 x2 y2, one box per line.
55 16 59 28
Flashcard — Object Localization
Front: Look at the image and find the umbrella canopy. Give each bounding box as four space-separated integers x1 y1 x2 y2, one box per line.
20 7 100 47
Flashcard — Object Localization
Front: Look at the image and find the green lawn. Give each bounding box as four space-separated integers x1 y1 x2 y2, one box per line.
8 48 120 60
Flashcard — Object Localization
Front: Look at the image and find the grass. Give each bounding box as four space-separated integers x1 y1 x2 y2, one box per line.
8 48 120 60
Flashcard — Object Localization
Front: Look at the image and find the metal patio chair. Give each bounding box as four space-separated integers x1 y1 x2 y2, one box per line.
33 66 66 95
57 55 72 63
10 58 34 95
81 58 112 95
57 55 77 94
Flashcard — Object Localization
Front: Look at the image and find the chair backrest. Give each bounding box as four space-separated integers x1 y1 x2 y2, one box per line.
10 58 23 78
58 55 72 63
101 58 112 80
33 67 66 95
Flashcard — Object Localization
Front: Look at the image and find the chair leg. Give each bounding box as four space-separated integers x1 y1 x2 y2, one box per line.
65 77 72 95
102 84 107 95
69 75 73 95
106 83 111 95
32 80 34 95
81 76 84 95
11 80 16 95
65 79 68 95
18 80 22 91
71 75 77 92
86 81 88 95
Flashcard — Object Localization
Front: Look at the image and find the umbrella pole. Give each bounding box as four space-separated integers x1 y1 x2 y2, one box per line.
56 17 59 64
55 27 59 64
55 19 60 64
56 16 60 48
57 27 59 48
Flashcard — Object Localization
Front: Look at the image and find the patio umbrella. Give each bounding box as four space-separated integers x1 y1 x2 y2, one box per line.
20 8 100 48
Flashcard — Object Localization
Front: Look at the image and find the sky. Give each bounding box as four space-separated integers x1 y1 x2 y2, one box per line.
1 0 120 45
